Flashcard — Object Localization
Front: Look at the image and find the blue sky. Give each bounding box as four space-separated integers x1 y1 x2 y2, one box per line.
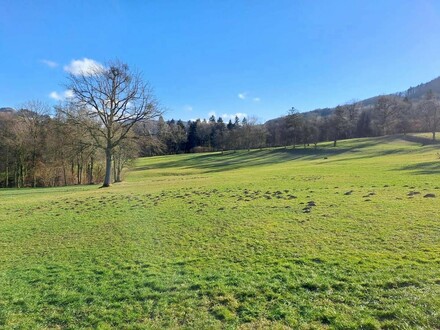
1 0 440 122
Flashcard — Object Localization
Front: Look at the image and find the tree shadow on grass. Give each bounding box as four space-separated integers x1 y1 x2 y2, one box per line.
134 136 407 174
402 134 440 146
134 148 341 174
319 135 439 165
133 135 439 175
397 161 440 175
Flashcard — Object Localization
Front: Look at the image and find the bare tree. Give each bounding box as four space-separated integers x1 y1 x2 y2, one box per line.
286 107 303 148
395 97 412 136
65 60 161 187
240 116 266 151
418 90 439 141
16 101 50 187
330 105 347 147
344 102 359 138
373 96 399 136
307 115 321 148
0 111 15 187
113 137 138 183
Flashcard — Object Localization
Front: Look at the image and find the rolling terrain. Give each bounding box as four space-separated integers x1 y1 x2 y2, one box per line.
0 135 439 329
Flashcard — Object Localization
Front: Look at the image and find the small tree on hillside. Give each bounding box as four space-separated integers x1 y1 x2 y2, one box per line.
330 105 348 147
395 97 412 136
373 96 399 136
286 107 302 148
418 90 439 141
65 60 161 187
356 110 373 137
344 102 359 138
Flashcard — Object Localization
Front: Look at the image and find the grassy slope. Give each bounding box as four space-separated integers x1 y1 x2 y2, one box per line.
0 135 439 329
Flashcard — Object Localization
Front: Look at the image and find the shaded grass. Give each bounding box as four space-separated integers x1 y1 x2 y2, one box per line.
1 135 440 329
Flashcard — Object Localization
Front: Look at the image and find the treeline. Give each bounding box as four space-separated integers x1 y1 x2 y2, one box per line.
0 91 438 188
139 91 439 156
0 102 137 188
136 115 267 156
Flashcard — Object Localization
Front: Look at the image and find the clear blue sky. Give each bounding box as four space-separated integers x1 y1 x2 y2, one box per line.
1 0 440 122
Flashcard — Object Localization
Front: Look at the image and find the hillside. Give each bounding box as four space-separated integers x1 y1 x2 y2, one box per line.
1 135 439 328
0 107 14 113
359 76 440 107
266 75 440 126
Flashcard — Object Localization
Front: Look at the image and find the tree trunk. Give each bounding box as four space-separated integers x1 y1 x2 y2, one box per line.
89 157 94 184
15 167 18 188
62 161 67 186
71 161 75 180
103 148 112 187
116 156 123 183
77 161 83 185
115 164 121 183
113 158 117 182
20 164 24 188
5 150 9 188
32 153 37 188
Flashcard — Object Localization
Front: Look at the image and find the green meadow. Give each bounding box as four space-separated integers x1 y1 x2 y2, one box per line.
1 135 440 329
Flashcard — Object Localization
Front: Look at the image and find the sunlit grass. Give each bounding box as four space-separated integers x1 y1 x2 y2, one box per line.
1 135 439 329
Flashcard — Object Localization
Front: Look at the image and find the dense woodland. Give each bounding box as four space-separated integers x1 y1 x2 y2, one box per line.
0 89 439 188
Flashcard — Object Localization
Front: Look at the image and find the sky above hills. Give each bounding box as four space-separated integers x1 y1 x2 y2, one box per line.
2 0 440 122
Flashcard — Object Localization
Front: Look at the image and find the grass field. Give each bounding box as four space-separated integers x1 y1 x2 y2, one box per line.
1 135 440 329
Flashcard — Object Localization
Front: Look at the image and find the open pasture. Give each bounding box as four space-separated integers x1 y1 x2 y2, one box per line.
1 135 440 329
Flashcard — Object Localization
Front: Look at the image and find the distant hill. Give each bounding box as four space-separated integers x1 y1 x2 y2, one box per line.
400 76 440 99
3 76 440 124
0 107 15 113
359 76 440 107
266 75 440 125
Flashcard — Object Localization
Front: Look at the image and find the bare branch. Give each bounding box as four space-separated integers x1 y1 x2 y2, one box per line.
65 59 162 187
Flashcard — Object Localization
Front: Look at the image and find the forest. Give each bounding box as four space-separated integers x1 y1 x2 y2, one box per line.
0 89 438 188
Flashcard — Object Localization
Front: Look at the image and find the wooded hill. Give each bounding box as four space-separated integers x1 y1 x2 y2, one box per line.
263 76 440 148
1 75 439 188
269 75 440 122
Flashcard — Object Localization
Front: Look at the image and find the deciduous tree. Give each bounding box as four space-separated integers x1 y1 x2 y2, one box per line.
418 90 439 141
65 60 161 187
